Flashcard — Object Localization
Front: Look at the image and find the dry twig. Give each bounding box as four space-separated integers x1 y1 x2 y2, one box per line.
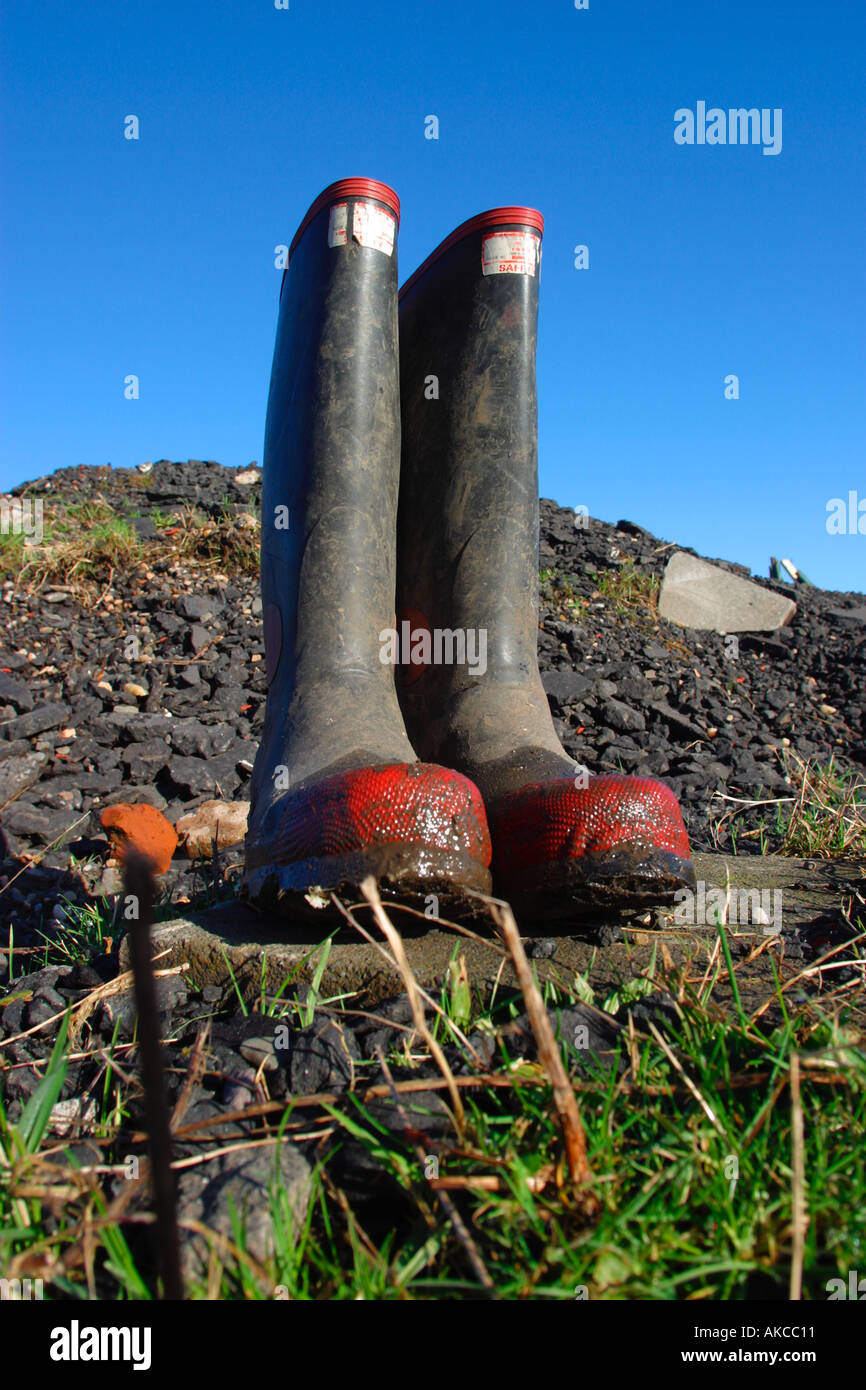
484 895 597 1211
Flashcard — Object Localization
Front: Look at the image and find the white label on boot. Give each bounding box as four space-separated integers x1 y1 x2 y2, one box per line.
328 203 349 247
481 231 540 276
352 201 396 256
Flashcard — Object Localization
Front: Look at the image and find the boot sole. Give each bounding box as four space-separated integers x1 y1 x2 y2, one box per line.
243 842 493 924
497 843 697 923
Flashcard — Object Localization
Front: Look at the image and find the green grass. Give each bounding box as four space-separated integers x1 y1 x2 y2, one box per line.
0 495 261 589
35 896 115 968
170 505 260 578
537 559 660 630
709 752 866 859
591 560 660 618
0 501 143 585
1 913 864 1300
779 753 866 858
291 968 865 1301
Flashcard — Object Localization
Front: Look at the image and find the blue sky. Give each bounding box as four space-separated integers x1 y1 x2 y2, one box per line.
1 0 863 592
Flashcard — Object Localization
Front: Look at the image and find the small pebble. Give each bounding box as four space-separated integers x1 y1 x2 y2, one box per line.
239 1037 279 1072
597 922 624 947
526 938 557 960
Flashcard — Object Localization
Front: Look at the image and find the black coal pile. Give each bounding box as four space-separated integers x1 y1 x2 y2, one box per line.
0 460 863 946
536 499 864 845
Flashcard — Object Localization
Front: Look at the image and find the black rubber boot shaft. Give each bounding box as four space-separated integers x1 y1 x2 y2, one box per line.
244 182 493 919
396 212 694 917
396 211 574 804
247 180 416 858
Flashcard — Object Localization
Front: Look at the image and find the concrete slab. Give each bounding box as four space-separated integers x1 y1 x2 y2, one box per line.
122 853 863 1009
658 551 797 633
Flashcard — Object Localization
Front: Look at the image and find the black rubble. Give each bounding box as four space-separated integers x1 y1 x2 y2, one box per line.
0 459 863 946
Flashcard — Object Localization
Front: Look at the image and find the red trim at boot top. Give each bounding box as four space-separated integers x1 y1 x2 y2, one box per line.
280 178 401 299
399 205 544 301
289 177 400 257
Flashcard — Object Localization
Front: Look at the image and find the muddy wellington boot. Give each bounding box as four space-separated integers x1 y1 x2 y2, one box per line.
396 206 695 920
243 179 492 918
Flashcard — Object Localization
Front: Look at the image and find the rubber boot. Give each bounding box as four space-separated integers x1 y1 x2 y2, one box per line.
243 179 492 918
396 206 695 920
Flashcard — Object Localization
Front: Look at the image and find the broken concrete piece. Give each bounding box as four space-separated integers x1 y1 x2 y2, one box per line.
234 467 261 486
116 853 851 1008
175 799 249 859
658 551 796 633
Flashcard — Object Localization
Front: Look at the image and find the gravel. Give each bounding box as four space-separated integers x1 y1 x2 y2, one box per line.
0 460 862 946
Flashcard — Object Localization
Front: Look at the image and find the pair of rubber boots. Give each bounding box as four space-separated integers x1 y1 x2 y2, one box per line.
243 177 695 924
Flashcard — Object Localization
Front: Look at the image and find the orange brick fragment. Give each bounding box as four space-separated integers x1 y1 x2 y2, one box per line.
100 803 178 876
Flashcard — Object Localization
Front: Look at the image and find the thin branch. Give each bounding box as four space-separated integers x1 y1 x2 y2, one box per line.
358 877 466 1137
789 1052 806 1302
484 895 597 1210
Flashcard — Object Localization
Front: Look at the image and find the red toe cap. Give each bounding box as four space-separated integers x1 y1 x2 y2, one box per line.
269 762 492 865
490 774 690 875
